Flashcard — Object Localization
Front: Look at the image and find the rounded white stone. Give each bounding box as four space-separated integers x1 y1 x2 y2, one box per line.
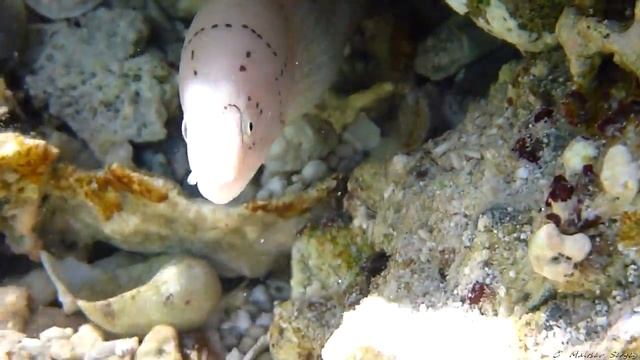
341 114 381 151
600 144 639 203
562 137 598 176
301 160 329 184
528 223 591 282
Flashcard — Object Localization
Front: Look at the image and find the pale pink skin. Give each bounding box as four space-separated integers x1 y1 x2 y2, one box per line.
178 0 291 204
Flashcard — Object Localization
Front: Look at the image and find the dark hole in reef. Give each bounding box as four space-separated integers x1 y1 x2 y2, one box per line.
86 241 121 263
361 251 390 279
0 233 38 281
220 276 248 292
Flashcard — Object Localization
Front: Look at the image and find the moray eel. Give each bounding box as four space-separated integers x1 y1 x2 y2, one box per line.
178 0 359 204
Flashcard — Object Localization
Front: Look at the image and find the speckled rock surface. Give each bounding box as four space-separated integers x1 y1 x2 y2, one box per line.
270 50 640 358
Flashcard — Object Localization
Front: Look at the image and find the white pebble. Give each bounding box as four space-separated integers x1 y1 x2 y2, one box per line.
18 337 45 354
285 182 304 195
291 174 303 184
39 327 74 341
562 137 598 176
301 160 329 184
70 324 103 358
264 176 287 198
86 337 139 359
221 333 240 349
255 188 272 201
0 330 25 354
232 310 252 335
341 114 381 151
246 325 267 340
255 312 273 328
515 166 529 179
226 348 243 360
268 137 287 159
48 338 74 359
136 325 181 360
600 144 639 203
245 303 261 319
249 285 273 311
335 143 355 158
389 154 411 177
238 335 256 353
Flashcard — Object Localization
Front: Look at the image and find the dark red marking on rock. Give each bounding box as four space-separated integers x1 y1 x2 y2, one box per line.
534 107 554 123
466 281 492 305
546 175 574 206
513 135 543 163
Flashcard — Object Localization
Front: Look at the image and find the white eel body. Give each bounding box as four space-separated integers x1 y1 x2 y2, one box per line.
178 0 359 204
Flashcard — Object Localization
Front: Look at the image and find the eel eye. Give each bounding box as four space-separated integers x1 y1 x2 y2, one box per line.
181 120 188 140
240 111 253 137
225 103 252 140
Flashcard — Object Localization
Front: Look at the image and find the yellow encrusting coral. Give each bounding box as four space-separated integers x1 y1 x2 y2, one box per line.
618 211 640 254
313 82 396 132
0 132 59 258
0 132 336 277
53 164 169 220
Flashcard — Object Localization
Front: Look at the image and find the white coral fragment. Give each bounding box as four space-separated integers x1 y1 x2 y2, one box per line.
322 296 519 360
265 117 338 174
41 252 222 335
475 0 557 52
0 286 29 332
444 0 469 15
136 325 181 360
529 223 591 282
557 2 640 84
600 144 639 204
562 137 598 176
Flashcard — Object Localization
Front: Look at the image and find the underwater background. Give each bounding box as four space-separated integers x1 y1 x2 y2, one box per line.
1 0 640 359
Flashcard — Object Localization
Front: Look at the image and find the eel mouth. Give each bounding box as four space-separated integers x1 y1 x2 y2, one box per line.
186 106 243 186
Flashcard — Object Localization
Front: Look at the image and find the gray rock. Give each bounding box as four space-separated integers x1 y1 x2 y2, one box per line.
414 16 502 81
23 8 178 165
25 0 103 19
